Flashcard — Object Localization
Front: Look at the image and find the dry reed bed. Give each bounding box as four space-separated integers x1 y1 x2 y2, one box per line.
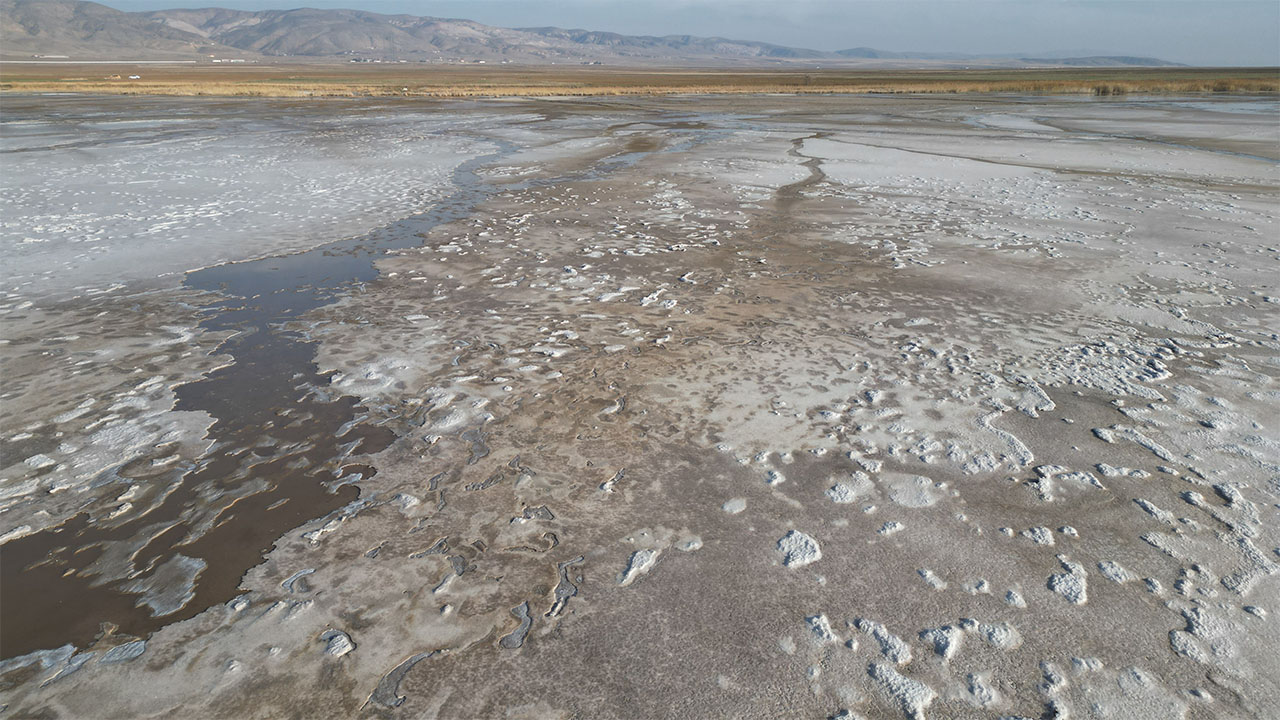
4 80 1279 97
2 67 1276 97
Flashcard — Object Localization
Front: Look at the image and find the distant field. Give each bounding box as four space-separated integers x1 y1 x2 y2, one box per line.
1 63 1276 97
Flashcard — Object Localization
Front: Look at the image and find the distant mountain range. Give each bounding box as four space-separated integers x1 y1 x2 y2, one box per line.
0 0 1182 67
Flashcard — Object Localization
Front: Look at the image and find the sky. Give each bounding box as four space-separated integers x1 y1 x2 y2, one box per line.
104 0 1280 66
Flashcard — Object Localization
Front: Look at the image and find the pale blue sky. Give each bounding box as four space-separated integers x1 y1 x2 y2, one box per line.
108 0 1280 66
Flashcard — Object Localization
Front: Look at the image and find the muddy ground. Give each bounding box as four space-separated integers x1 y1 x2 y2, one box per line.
2 94 1278 719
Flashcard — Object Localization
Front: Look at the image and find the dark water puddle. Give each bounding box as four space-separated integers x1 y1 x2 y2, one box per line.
0 113 726 662
0 135 517 661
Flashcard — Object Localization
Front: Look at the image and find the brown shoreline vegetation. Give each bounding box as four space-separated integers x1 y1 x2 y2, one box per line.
1 64 1277 97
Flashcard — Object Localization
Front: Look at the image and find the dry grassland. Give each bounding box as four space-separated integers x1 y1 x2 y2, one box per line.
1 64 1277 97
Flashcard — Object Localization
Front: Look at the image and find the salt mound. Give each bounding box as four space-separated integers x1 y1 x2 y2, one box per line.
777 530 821 568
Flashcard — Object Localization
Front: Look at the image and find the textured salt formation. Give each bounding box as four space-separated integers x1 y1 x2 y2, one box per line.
1027 465 1104 502
961 619 1023 650
879 521 906 537
99 641 146 665
868 663 935 720
1021 526 1055 546
1098 560 1139 584
880 474 942 508
1048 556 1089 605
854 619 912 665
0 292 231 540
919 626 963 660
806 615 840 645
916 569 946 590
777 531 822 568
826 483 858 503
828 471 874 504
1096 463 1149 479
121 554 207 617
320 630 355 657
3 95 1278 720
0 97 487 299
617 549 660 586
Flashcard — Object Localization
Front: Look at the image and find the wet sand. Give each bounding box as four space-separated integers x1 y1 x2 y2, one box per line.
2 94 1278 719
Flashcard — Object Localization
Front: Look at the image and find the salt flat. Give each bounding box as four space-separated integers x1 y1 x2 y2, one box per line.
1 94 1277 719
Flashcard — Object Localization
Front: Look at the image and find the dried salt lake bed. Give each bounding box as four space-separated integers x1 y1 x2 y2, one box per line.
1 94 1278 719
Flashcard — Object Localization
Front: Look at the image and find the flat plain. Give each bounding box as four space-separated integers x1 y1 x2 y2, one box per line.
0 89 1278 719
2 64 1278 96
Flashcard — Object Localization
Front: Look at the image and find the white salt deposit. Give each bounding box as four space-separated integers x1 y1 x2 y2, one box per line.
121 554 207 617
806 614 840 644
1048 555 1089 605
2 106 490 299
320 630 355 657
868 662 936 720
777 530 821 568
880 474 942 508
919 625 963 660
854 618 912 665
618 548 660 586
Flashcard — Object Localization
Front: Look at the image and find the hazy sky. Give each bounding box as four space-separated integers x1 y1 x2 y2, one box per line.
106 0 1280 66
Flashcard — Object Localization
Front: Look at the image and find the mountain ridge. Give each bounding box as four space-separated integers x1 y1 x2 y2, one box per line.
1 0 1183 67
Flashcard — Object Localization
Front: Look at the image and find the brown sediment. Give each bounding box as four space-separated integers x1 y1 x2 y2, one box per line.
0 102 626 659
0 132 512 659
0 391 370 659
